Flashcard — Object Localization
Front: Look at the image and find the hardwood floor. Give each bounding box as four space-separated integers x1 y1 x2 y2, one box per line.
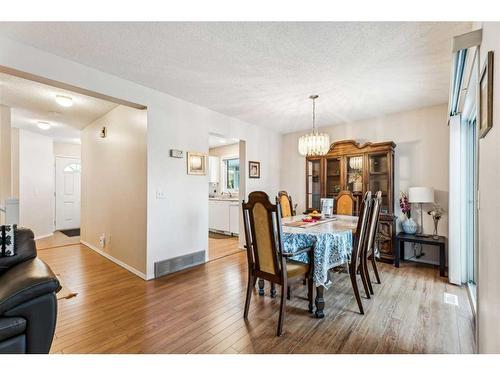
208 232 242 260
38 243 475 354
36 230 80 250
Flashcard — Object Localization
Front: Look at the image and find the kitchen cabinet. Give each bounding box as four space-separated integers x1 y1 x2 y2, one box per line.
209 156 220 183
229 203 239 235
209 199 239 235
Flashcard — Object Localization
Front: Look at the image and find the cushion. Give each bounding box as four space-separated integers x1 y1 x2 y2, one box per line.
286 259 309 278
0 317 26 341
1 225 16 257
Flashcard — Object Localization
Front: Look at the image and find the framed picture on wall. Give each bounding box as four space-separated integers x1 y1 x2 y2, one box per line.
248 161 260 179
187 152 207 175
479 51 494 139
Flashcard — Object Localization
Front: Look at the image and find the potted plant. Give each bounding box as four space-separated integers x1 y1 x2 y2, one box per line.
400 191 417 234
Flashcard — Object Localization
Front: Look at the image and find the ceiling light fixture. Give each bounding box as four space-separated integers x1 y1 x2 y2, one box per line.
37 121 51 130
55 95 73 107
298 95 330 157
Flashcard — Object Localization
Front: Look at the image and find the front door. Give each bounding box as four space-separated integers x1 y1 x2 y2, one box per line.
55 157 81 230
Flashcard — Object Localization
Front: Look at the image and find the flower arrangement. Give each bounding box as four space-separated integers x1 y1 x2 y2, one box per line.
399 191 411 218
427 204 446 220
428 204 446 239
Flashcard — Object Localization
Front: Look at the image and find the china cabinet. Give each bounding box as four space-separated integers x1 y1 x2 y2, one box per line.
305 140 396 262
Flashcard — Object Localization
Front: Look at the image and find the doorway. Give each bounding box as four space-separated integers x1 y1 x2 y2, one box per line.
207 134 243 261
55 156 81 231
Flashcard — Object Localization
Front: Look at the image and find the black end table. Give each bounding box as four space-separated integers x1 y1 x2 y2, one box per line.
395 233 447 277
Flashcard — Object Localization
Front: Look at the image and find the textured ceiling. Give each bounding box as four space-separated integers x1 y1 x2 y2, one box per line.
0 22 472 134
0 71 117 142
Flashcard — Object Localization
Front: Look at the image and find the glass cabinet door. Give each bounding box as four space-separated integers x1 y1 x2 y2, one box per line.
325 157 341 198
368 153 389 213
346 155 363 193
306 159 322 210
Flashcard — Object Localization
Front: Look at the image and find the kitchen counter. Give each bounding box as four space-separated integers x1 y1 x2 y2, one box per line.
209 197 239 202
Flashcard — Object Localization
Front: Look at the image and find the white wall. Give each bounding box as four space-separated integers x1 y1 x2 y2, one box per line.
81 105 147 277
54 142 81 158
18 129 54 238
475 22 500 354
281 104 449 265
0 37 282 279
10 127 19 199
0 105 12 224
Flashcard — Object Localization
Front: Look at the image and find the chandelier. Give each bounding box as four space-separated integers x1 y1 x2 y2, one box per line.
298 95 330 157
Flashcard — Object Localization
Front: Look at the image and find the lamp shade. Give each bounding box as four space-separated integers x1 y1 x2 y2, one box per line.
408 187 435 203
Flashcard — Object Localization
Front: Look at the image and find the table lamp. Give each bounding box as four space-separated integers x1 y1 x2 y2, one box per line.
408 187 434 237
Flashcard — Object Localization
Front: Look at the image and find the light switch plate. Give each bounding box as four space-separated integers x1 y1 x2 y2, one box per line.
156 190 166 200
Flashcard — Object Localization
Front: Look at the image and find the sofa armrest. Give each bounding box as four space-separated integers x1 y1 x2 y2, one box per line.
0 258 60 315
0 228 37 274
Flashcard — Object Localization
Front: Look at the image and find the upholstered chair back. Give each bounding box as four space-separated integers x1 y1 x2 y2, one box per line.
242 191 284 277
277 191 294 218
336 191 355 216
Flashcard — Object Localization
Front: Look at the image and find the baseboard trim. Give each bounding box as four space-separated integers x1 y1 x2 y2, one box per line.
35 232 54 240
80 240 147 280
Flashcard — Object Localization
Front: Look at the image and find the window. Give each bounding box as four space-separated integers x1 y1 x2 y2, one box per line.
224 158 239 191
64 163 81 173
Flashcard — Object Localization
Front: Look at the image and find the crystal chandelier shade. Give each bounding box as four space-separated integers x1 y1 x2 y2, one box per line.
298 95 330 157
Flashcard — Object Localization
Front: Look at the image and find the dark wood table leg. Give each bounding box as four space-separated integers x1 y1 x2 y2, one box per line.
395 239 402 268
258 278 265 296
270 282 277 298
315 286 325 318
439 244 446 277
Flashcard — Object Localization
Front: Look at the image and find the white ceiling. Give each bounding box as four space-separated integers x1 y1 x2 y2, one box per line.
0 71 117 143
0 22 472 134
208 134 239 148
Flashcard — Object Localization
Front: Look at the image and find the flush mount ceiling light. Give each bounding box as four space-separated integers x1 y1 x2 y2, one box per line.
37 121 51 130
55 95 73 107
298 95 330 157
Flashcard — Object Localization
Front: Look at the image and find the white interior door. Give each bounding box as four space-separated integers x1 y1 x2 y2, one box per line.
55 157 81 230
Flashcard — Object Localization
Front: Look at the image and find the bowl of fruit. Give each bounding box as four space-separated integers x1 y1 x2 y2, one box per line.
309 210 322 219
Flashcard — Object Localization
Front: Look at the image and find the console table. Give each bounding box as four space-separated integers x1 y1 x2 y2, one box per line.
395 233 447 277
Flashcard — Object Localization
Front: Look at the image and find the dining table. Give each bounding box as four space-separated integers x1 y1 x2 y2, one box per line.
281 214 358 318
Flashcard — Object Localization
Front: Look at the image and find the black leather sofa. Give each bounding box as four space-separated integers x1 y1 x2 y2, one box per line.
0 228 60 354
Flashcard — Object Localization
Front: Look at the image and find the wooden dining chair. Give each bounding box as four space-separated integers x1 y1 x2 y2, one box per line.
242 191 314 336
346 191 372 314
362 191 382 295
277 191 295 218
336 190 355 215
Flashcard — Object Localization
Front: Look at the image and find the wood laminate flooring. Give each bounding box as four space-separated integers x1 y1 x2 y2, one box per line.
36 231 81 250
208 232 242 261
38 242 475 354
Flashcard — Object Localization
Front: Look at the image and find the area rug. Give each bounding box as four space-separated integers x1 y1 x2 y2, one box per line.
56 274 78 300
60 228 80 237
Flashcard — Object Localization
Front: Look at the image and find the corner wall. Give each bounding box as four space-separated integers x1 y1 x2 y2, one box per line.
81 105 147 277
18 129 54 238
475 22 500 354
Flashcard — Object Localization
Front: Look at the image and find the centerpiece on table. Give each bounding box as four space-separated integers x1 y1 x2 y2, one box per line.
428 205 446 239
400 191 417 234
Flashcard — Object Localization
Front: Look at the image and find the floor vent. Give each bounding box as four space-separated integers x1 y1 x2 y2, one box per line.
154 250 206 278
444 292 459 306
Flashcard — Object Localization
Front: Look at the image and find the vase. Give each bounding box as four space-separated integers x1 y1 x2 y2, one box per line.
432 218 440 239
353 180 362 192
402 217 417 234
